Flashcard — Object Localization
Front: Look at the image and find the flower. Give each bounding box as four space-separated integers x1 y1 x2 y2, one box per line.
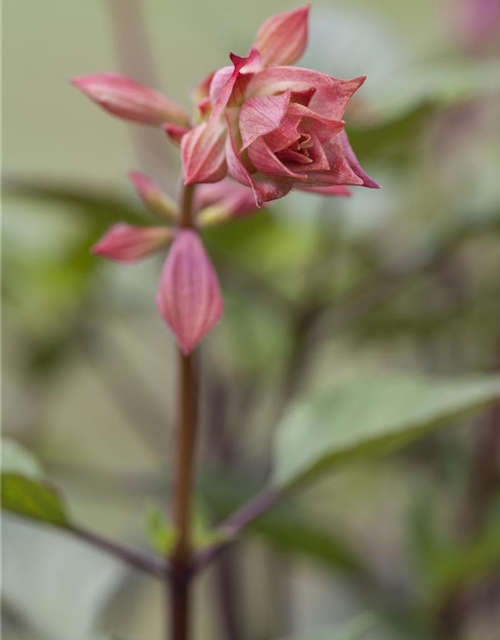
72 5 379 208
181 5 380 205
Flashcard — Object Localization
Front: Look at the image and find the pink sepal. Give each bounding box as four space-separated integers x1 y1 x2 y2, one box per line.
195 179 259 226
128 171 178 220
181 122 227 185
70 73 190 126
156 230 224 354
92 223 173 263
296 185 352 196
253 5 311 66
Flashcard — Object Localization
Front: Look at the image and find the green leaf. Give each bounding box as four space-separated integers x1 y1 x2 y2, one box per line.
144 501 221 555
272 375 500 489
272 611 377 640
2 438 43 477
422 507 500 602
144 503 176 555
1 439 71 529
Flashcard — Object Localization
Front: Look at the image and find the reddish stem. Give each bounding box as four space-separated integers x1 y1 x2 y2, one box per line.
169 183 198 640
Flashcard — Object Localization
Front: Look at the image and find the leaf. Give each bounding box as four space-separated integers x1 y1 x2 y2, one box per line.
272 611 377 640
2 439 71 529
2 518 126 639
144 503 176 555
421 507 500 602
144 501 221 555
2 438 43 477
272 375 500 489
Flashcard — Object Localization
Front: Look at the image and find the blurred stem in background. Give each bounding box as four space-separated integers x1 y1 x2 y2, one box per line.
106 0 174 188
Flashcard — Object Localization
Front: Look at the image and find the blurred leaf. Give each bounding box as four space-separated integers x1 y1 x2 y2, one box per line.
1 439 71 529
200 474 364 575
144 501 221 555
144 502 176 555
2 519 125 639
272 611 378 640
2 438 43 477
272 375 500 489
418 506 500 602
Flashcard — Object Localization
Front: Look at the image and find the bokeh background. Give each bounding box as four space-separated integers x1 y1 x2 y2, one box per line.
3 0 500 638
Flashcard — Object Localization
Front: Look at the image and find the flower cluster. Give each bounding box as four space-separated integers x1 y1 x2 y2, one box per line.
71 4 378 353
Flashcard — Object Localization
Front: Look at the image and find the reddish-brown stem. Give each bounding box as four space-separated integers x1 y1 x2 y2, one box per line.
169 183 198 640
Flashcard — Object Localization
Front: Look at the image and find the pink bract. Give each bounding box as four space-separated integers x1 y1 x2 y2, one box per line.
156 230 224 354
92 223 173 263
70 73 190 127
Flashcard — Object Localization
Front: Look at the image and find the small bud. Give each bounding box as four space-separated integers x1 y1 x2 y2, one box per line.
70 73 190 127
128 171 178 220
195 180 259 227
253 5 310 66
157 230 224 353
92 223 173 263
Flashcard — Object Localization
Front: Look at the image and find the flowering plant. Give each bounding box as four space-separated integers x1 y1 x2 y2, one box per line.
68 6 379 637
6 4 500 640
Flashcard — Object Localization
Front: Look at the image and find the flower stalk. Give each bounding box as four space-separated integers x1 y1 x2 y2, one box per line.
169 183 198 640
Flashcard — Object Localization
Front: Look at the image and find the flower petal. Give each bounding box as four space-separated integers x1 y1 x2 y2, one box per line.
246 68 366 120
157 230 224 354
225 114 292 206
247 137 307 180
70 73 190 126
181 122 227 184
340 132 381 189
307 133 364 186
253 5 310 66
128 171 178 220
209 48 263 124
287 102 345 142
92 223 173 263
239 90 292 149
296 184 352 196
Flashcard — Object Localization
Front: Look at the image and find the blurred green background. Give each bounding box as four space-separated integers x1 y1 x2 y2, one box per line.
3 0 500 639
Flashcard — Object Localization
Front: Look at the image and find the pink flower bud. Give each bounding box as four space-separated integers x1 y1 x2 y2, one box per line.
157 230 224 354
253 5 310 67
195 179 259 226
92 223 173 263
128 171 178 220
70 73 190 127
